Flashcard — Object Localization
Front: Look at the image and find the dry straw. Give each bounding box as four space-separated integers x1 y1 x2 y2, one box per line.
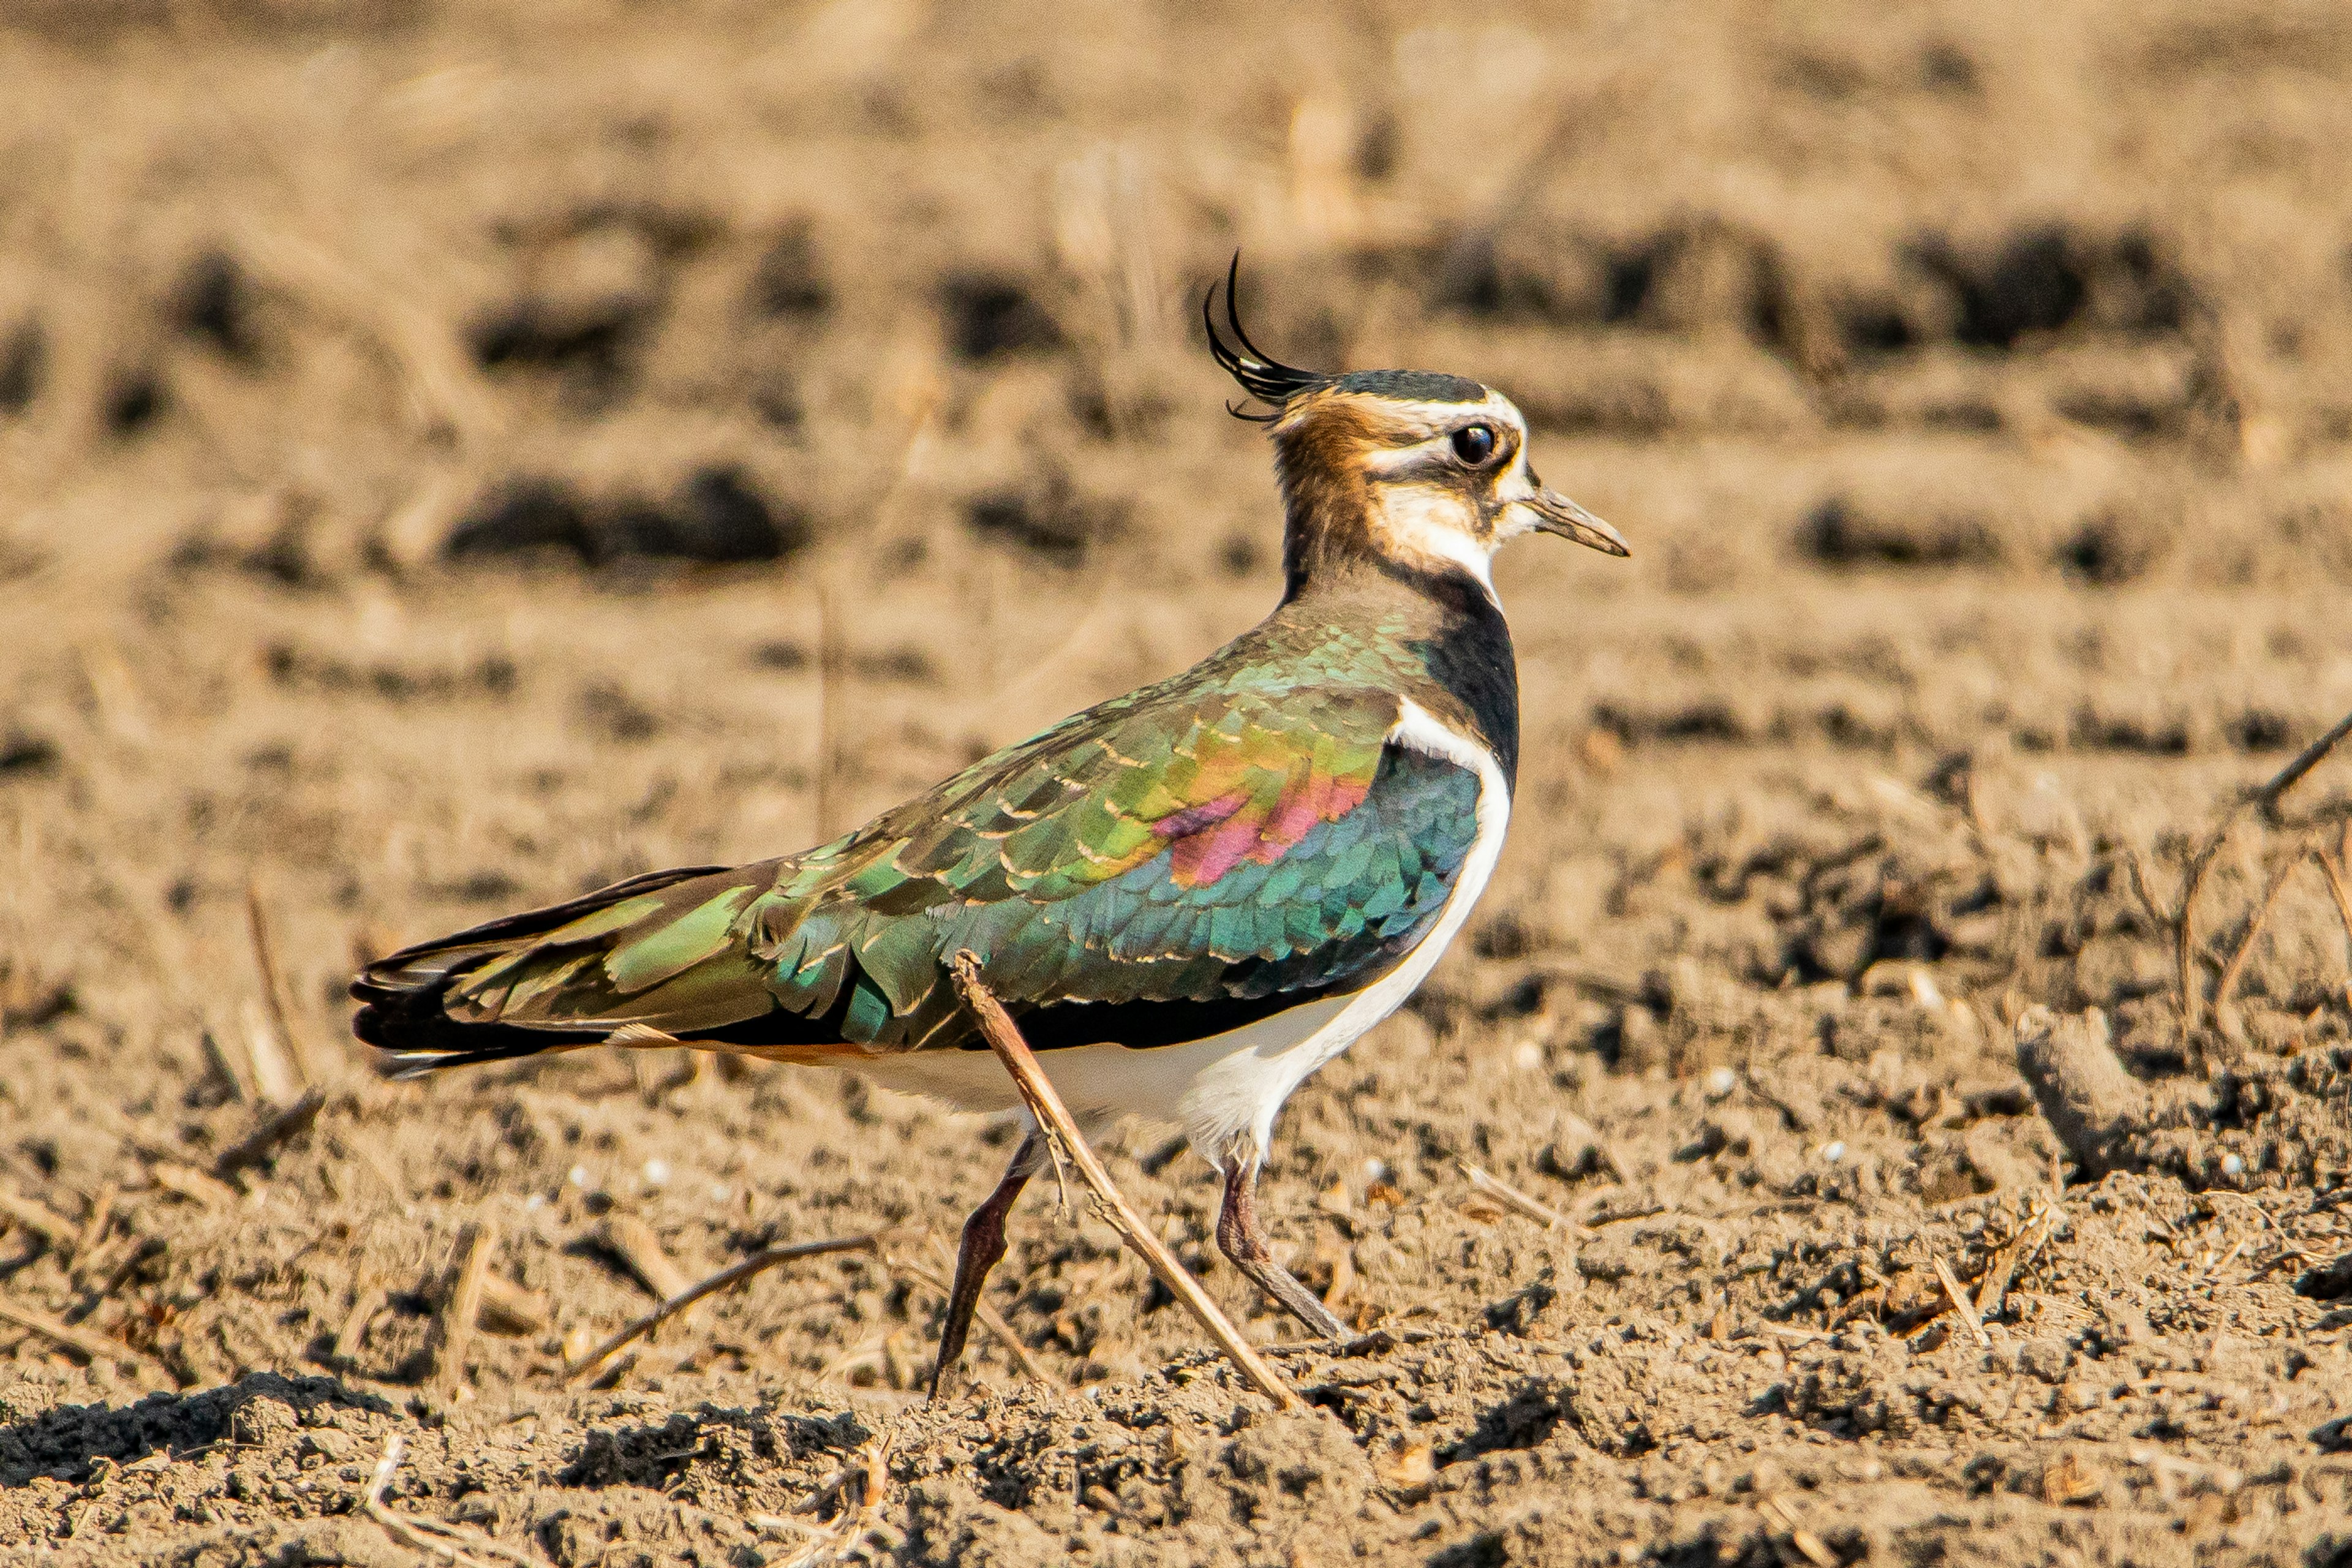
948 950 1298 1409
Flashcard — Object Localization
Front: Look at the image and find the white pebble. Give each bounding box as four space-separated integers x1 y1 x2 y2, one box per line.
1363 1158 1390 1182
2221 1153 2245 1177
709 1183 732 1202
1820 1141 1845 1164
524 1192 547 1212
1513 1039 1544 1071
642 1158 671 1188
567 1164 590 1188
1706 1067 1737 1098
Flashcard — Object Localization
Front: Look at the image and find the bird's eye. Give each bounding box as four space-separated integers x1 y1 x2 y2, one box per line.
1451 424 1496 466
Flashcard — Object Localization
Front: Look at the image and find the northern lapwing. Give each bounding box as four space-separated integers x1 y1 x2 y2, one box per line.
352 259 1630 1390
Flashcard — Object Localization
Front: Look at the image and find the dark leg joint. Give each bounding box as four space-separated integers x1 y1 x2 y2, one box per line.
1215 1160 1348 1341
929 1133 1038 1400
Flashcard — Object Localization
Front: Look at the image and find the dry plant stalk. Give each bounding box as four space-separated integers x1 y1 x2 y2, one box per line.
362 1434 538 1568
0 1295 172 1384
0 1184 77 1253
599 1213 693 1302
244 880 319 1089
433 1221 497 1393
1757 1494 1837 1568
948 951 1298 1410
2173 703 2352 1042
2313 842 2352 954
565 1235 882 1381
1930 1256 1988 1346
1457 1160 1588 1235
214 1087 326 1180
775 1434 897 1568
1973 1200 2054 1322
2212 840 2311 1014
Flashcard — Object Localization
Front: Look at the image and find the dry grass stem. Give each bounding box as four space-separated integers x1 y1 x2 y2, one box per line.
1975 1202 2054 1322
2313 846 2352 954
948 951 1298 1410
777 1434 897 1568
2214 843 2310 1012
433 1221 496 1393
0 1294 172 1382
1757 1494 1837 1568
565 1235 882 1381
149 1161 240 1207
363 1434 540 1568
335 1280 385 1367
2175 703 2352 1041
0 1184 77 1253
1930 1256 1988 1346
244 879 318 1089
2252 705 2352 818
477 1275 552 1336
600 1214 693 1303
1457 1160 1588 1234
213 1087 326 1180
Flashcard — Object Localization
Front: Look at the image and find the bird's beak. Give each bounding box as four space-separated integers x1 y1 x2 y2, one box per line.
1523 489 1630 557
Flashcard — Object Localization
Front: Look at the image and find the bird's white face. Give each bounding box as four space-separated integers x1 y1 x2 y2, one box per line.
1284 388 1628 593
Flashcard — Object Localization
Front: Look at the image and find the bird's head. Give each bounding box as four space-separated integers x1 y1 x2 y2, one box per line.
1206 258 1627 600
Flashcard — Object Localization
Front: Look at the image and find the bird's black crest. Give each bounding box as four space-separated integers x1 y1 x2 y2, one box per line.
1204 254 1329 421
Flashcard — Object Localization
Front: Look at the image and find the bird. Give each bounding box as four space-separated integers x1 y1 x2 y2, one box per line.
351 258 1629 1392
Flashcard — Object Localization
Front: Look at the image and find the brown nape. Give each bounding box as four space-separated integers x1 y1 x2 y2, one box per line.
1271 398 1388 596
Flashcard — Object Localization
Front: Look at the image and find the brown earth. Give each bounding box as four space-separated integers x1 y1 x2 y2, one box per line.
6 2 2352 1564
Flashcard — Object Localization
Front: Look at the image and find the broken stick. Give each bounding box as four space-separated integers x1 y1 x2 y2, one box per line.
565 1235 881 1380
948 951 1297 1410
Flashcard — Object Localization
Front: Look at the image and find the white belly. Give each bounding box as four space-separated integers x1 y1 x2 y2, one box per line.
842 699 1510 1171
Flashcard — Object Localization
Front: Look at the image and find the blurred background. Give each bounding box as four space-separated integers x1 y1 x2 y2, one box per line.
4 2 2352 1559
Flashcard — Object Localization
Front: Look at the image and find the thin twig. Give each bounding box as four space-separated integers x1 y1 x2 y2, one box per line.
0 1295 172 1382
1930 1256 1988 1346
1457 1161 1590 1235
213 1087 326 1180
1975 1200 2054 1322
0 1185 77 1253
948 951 1297 1409
777 1434 896 1568
2313 845 2352 956
2214 842 2310 1014
363 1434 539 1568
2253 706 2352 818
244 878 316 1090
2177 704 2352 1039
599 1214 693 1302
565 1236 881 1380
434 1222 496 1394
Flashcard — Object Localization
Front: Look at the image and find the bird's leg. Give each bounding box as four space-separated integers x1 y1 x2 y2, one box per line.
1215 1158 1348 1340
929 1132 1039 1398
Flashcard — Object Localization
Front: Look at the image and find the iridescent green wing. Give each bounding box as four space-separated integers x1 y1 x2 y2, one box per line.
385 665 1482 1055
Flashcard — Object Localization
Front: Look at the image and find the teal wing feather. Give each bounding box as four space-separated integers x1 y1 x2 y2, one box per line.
356 644 1486 1060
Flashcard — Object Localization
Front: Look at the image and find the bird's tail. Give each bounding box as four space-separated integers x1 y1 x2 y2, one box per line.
350 864 740 1076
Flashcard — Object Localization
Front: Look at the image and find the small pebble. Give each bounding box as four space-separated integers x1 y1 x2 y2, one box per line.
567 1164 590 1188
1706 1067 1737 1098
1820 1141 1845 1164
708 1183 731 1202
2220 1153 2245 1177
642 1158 671 1187
1513 1039 1544 1071
524 1192 547 1212
1363 1157 1390 1182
